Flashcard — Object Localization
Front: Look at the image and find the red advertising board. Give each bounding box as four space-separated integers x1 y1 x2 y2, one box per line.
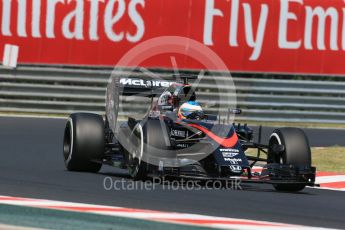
1 0 345 75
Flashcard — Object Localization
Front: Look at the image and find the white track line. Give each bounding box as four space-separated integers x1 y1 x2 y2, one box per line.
0 224 45 230
316 175 345 184
313 187 345 192
0 195 335 230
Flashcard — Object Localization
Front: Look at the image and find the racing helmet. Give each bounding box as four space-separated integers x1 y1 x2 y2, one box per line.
178 101 204 120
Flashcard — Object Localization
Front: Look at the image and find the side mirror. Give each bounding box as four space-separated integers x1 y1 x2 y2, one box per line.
229 108 242 115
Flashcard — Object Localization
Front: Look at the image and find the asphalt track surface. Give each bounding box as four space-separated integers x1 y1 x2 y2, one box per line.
0 117 345 229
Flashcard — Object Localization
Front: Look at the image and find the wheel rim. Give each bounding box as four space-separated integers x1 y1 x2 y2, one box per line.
269 133 284 164
63 119 74 164
129 124 144 176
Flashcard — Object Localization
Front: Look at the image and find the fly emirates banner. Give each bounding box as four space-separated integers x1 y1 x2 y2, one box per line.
1 0 345 75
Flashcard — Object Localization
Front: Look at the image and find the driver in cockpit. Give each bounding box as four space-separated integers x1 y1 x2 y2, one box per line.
178 101 205 120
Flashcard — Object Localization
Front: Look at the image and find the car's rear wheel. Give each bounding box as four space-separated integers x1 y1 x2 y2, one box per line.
268 128 311 192
63 113 104 172
127 122 147 180
127 119 170 180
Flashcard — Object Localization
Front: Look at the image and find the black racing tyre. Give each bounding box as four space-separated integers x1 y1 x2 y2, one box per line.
268 128 311 192
63 113 104 173
144 119 171 158
127 119 170 181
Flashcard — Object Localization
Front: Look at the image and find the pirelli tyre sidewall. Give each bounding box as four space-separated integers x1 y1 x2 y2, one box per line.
268 127 311 192
63 113 104 173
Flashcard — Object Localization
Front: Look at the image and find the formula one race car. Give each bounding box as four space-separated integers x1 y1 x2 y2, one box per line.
63 74 317 192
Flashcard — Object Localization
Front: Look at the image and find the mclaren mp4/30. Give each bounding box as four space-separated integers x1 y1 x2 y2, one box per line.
63 74 317 192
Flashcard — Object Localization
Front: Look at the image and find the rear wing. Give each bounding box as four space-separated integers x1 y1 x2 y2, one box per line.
117 74 199 97
119 78 172 97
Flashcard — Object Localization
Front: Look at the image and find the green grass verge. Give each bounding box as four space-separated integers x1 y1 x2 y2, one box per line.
235 119 345 129
312 147 345 173
246 146 345 173
0 111 68 118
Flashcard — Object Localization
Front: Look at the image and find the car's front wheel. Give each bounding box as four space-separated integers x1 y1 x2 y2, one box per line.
268 128 311 192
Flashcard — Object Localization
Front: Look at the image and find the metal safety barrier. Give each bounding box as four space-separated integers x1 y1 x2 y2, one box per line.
1 65 345 124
